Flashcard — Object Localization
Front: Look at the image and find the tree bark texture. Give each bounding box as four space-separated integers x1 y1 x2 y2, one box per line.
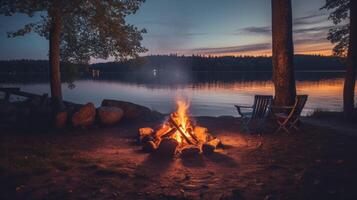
272 0 296 106
49 2 63 111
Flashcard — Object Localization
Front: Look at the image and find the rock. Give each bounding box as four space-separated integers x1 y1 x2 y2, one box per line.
202 138 221 154
138 127 154 142
157 138 179 157
55 111 68 129
72 103 96 127
143 141 157 152
101 99 161 120
97 106 124 125
181 146 201 157
141 135 155 145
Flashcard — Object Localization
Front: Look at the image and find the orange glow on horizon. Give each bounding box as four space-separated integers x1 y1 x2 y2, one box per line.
199 42 334 57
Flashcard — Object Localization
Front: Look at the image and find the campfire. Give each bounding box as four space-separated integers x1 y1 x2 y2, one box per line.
138 100 222 157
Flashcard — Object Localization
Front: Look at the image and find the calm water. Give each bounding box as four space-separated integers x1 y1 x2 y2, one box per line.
1 71 356 116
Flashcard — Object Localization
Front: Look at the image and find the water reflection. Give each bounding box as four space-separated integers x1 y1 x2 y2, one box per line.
0 72 355 116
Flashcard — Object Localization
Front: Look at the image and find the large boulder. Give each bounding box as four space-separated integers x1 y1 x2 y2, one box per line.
101 99 160 120
72 103 96 127
97 106 124 125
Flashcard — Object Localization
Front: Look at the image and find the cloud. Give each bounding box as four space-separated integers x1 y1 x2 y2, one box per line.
179 39 332 56
181 24 333 56
239 24 332 36
146 32 208 38
237 24 332 50
238 11 330 37
188 43 272 54
239 26 271 35
293 12 328 26
293 25 332 34
142 11 333 56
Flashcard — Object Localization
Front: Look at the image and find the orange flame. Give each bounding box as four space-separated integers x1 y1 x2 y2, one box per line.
154 99 211 148
176 99 190 131
170 99 192 145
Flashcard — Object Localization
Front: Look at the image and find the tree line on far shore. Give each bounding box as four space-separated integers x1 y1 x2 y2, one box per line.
0 60 89 74
0 55 344 74
91 55 344 72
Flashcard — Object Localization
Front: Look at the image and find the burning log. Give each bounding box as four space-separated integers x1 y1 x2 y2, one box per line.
202 138 221 154
206 134 215 142
185 127 200 144
161 127 177 139
141 135 156 145
138 127 154 143
143 141 157 152
181 145 201 158
194 126 208 143
157 138 179 157
155 124 172 138
137 99 221 157
168 117 197 145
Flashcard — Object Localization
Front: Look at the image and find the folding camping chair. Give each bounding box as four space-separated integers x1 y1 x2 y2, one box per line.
235 95 273 133
272 95 308 134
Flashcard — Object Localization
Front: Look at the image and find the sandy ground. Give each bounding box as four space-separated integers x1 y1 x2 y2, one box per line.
1 116 357 200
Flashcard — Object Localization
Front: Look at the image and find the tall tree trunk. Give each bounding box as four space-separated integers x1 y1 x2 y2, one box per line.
343 0 357 119
49 4 63 112
271 0 296 106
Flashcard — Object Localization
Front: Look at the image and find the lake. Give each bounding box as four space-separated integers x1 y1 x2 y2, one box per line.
1 71 356 116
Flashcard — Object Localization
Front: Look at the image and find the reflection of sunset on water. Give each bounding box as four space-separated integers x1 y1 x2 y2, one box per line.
183 78 355 115
9 77 355 117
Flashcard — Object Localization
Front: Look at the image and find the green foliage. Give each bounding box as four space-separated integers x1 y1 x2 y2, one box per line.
0 0 147 64
322 0 350 56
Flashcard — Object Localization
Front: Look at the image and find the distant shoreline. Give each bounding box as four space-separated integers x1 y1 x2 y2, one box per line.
0 55 345 74
0 70 347 74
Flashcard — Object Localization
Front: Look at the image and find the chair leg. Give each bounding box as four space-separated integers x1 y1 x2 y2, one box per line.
289 118 300 131
257 119 266 134
274 122 283 134
240 118 251 134
275 121 291 134
282 125 291 134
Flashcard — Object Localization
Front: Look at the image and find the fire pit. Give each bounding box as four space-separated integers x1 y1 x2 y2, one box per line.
138 100 222 157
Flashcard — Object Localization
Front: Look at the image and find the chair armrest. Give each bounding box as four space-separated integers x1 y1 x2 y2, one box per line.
235 105 253 117
234 105 253 109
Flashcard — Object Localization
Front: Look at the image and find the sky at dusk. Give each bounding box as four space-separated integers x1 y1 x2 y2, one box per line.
0 0 334 62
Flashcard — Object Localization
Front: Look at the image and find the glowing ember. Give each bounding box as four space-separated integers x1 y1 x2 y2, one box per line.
138 99 221 156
